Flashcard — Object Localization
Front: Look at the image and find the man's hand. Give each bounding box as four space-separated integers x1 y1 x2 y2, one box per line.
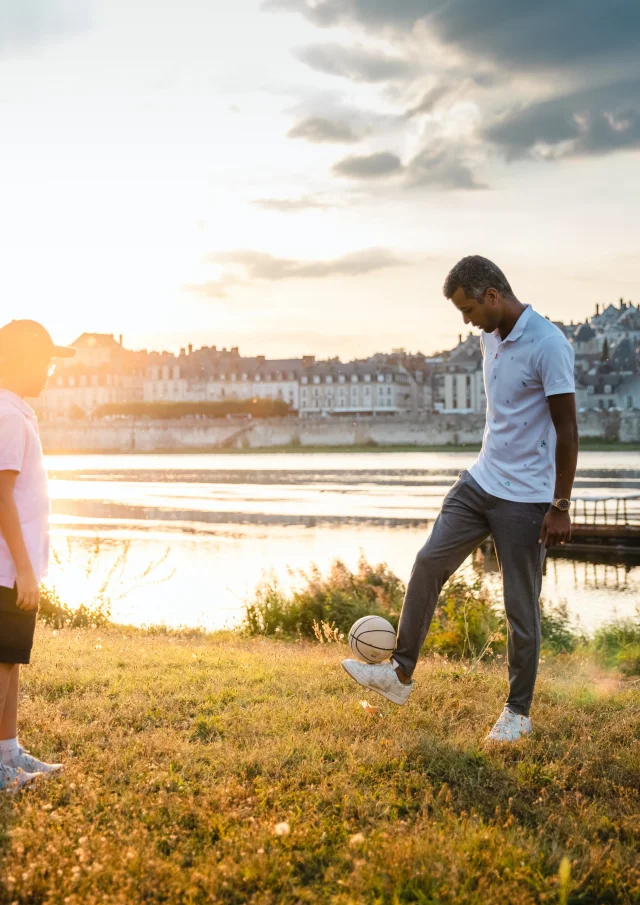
15 568 40 611
539 508 571 548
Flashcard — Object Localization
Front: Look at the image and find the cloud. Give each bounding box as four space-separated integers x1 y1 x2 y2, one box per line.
183 275 243 299
287 116 359 143
406 142 486 190
296 42 418 83
266 1 640 74
203 247 406 281
263 0 425 30
0 0 91 55
268 0 640 172
251 193 359 212
251 196 332 212
333 144 483 190
405 82 454 117
484 79 640 161
333 151 403 179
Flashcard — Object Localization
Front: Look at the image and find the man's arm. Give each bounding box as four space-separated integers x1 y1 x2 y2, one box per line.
0 470 40 610
539 393 579 548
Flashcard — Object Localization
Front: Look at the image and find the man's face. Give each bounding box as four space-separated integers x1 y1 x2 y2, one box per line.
450 287 501 333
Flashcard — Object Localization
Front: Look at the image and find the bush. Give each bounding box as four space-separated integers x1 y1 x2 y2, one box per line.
540 599 587 654
38 585 112 629
424 574 506 661
593 612 640 675
242 558 597 667
242 555 405 639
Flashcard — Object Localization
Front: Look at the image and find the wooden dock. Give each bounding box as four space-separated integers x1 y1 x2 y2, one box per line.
478 494 640 558
557 494 640 554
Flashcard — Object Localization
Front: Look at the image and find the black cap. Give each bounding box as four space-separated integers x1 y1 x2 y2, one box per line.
0 320 76 361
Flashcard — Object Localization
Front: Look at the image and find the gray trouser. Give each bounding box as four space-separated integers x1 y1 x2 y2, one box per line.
393 471 547 716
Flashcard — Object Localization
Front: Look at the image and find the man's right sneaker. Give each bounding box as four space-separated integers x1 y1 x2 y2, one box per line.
341 659 414 706
0 764 43 793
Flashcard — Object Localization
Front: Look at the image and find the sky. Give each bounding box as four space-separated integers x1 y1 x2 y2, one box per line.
1 0 639 359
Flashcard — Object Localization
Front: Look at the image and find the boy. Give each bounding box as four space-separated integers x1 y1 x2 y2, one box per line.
0 320 76 790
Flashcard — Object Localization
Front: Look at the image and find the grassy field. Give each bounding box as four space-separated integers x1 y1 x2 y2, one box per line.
1 626 638 905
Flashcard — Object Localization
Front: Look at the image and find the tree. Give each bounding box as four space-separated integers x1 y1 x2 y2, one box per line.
601 337 609 363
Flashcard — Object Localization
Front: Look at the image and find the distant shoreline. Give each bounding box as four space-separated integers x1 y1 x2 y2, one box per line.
43 440 640 455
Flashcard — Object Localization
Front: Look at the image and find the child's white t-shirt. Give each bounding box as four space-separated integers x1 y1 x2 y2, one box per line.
0 390 50 589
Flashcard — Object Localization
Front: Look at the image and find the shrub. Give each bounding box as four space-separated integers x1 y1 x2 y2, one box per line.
38 585 112 629
242 557 595 667
539 599 587 654
423 574 506 661
242 555 404 639
593 612 640 675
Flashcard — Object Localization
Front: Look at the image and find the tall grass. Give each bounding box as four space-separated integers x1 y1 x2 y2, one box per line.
39 538 174 628
242 556 640 674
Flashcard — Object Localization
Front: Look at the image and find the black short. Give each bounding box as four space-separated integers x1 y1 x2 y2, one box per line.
0 584 37 665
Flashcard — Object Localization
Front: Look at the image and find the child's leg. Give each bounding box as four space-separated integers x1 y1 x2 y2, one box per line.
0 664 19 741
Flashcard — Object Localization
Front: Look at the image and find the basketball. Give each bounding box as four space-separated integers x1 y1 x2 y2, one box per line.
348 615 396 663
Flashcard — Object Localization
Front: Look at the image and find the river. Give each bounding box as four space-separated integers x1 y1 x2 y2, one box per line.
44 451 640 632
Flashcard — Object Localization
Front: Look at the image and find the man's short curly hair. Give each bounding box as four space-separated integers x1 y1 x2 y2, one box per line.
443 255 514 301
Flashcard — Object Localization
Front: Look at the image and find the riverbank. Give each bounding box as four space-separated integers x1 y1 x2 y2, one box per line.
2 624 638 905
43 440 640 455
38 409 640 454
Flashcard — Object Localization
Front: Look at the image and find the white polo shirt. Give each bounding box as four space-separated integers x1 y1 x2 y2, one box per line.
469 305 575 503
0 390 50 588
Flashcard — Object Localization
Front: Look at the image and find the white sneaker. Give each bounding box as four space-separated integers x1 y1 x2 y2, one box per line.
0 764 43 792
8 747 64 775
486 707 533 742
341 659 413 706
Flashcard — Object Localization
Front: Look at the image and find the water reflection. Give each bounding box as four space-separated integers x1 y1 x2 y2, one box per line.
44 451 640 632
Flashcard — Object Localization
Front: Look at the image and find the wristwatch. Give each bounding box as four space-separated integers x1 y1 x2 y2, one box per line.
551 498 571 512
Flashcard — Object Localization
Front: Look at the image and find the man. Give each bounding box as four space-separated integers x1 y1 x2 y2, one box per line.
342 256 578 742
0 320 76 791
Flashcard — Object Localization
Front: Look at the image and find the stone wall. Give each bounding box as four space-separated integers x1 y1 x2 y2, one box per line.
39 410 639 453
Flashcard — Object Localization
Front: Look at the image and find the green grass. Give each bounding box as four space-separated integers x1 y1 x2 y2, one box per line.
1 626 638 904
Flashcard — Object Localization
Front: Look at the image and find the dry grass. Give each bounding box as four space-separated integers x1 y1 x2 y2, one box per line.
1 626 638 905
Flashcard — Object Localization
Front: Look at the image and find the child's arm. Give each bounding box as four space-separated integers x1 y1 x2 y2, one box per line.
0 470 40 611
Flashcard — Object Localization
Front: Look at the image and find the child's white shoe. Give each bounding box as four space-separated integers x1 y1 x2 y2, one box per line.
8 747 64 775
0 764 43 792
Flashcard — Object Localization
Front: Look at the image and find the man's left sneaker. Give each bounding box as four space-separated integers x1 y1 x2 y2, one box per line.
7 747 64 775
341 659 413 706
486 707 533 742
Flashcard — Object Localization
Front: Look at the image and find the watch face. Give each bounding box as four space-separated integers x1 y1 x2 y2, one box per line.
555 499 570 512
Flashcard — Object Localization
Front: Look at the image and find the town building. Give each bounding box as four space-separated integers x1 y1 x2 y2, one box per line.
30 297 640 420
